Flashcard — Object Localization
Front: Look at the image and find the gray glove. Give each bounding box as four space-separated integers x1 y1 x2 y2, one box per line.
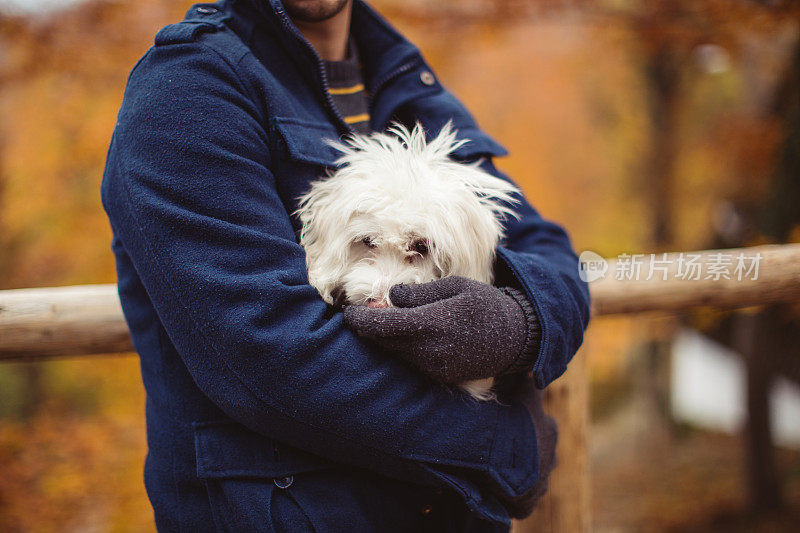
342 276 541 383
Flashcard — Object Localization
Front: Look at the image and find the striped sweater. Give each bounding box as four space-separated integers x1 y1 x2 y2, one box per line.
324 40 370 134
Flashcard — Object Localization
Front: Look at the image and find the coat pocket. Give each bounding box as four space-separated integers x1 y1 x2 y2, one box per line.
269 117 344 220
272 117 343 168
447 126 508 161
194 420 430 533
194 420 334 533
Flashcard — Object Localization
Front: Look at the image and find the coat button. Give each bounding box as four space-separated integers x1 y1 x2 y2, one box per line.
420 71 436 86
273 475 294 489
197 6 218 14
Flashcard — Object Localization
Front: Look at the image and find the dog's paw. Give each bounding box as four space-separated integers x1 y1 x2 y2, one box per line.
459 378 496 401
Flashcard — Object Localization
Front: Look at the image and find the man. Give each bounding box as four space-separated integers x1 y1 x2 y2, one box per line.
100 0 590 531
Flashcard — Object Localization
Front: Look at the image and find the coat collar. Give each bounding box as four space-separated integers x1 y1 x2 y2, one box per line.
219 0 506 158
236 0 425 131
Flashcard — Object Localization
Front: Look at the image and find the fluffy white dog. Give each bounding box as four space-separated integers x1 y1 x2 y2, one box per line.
296 122 520 399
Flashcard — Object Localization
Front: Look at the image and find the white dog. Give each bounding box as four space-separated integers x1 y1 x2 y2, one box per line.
296 122 519 399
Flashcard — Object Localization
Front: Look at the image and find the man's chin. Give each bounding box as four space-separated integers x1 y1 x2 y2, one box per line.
283 0 350 23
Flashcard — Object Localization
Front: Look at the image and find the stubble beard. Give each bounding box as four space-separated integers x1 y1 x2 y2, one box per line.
282 0 351 23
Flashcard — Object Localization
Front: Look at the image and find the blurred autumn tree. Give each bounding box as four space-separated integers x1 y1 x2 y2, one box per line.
0 2 194 531
0 0 193 291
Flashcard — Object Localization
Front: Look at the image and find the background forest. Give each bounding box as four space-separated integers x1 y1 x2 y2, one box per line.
1 0 799 531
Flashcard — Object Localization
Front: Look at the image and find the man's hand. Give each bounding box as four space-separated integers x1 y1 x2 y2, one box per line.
343 276 541 383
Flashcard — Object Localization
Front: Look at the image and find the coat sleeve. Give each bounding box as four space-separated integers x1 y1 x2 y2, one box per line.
100 40 538 500
482 160 591 389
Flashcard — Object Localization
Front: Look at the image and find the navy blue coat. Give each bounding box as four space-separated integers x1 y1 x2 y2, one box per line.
100 0 590 531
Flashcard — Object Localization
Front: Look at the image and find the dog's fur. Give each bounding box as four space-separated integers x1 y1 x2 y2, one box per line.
296 122 520 399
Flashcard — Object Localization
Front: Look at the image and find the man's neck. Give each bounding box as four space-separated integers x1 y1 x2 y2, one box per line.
291 3 352 61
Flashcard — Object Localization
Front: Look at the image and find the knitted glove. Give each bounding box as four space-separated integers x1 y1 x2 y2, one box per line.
342 276 541 384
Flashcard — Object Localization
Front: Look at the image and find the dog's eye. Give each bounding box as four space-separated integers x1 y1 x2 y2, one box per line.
361 236 376 248
411 240 429 256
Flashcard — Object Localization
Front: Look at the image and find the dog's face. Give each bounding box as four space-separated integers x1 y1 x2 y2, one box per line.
334 212 442 308
296 122 519 307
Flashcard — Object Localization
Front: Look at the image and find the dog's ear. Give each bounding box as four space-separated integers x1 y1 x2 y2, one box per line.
423 122 521 224
430 154 522 285
436 196 505 284
295 179 355 304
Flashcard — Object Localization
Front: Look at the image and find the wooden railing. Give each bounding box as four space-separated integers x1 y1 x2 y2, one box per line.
1 243 799 531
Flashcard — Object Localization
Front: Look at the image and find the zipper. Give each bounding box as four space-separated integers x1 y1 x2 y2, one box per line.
367 59 421 126
273 5 424 134
274 7 354 135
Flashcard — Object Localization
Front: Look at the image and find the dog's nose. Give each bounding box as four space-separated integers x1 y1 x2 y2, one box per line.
366 298 388 308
